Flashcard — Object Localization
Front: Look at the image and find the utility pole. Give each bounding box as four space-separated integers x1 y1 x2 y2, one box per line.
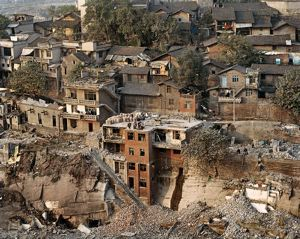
233 88 236 122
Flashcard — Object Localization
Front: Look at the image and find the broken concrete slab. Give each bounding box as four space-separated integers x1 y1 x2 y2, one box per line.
77 224 91 234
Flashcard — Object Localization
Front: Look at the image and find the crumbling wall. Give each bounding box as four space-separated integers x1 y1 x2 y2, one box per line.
3 142 124 227
178 155 300 216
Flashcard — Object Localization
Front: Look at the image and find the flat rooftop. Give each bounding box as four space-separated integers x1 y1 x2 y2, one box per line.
103 113 203 131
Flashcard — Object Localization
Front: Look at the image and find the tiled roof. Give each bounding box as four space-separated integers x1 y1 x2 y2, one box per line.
212 7 236 21
120 66 150 75
253 15 272 28
246 34 291 46
217 65 247 75
251 64 300 75
235 11 254 24
119 83 160 96
223 2 277 15
73 52 91 64
107 46 146 56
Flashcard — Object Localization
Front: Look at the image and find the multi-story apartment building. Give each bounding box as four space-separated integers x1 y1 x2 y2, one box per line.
102 113 202 204
0 33 40 85
62 75 119 133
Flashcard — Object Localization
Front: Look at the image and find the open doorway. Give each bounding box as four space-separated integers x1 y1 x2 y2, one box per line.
129 177 134 189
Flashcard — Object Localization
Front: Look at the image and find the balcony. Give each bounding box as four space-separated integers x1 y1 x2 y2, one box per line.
64 98 79 104
64 98 98 106
62 113 99 121
152 139 187 150
218 97 242 103
82 114 99 121
103 133 124 143
62 113 81 120
78 99 97 106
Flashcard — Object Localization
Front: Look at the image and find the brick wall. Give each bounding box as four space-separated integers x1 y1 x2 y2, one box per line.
218 101 298 123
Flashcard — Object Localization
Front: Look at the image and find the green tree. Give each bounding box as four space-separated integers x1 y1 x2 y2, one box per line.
83 0 178 48
172 50 208 88
9 62 47 96
47 5 78 18
182 127 229 176
68 64 84 83
0 14 10 38
218 34 262 67
273 69 300 116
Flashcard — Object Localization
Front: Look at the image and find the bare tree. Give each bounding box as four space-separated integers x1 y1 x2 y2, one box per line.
182 127 229 177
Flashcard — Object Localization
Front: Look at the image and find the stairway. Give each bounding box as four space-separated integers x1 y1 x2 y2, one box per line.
89 149 145 209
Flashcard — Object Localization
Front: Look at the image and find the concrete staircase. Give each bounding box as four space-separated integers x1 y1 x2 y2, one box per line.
89 149 145 209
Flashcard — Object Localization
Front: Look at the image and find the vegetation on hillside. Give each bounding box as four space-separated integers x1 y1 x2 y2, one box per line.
172 50 208 88
273 69 300 116
182 127 229 176
84 0 179 49
218 34 262 67
0 14 10 38
9 62 47 96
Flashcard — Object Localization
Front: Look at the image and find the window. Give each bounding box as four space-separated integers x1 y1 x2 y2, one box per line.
3 48 11 57
169 99 174 105
46 50 51 58
275 58 281 65
173 130 180 140
138 133 145 141
86 107 97 115
128 132 134 140
140 149 145 156
52 115 56 127
120 162 124 169
84 91 96 101
38 113 42 124
73 60 76 65
272 46 277 50
261 74 266 80
246 89 253 96
139 178 147 188
139 164 147 171
115 162 120 174
64 67 67 75
128 162 135 170
129 147 134 155
173 150 181 154
70 119 77 128
70 90 77 99
167 86 171 93
178 18 182 22
159 148 166 153
89 123 93 132
184 101 192 109
232 75 239 82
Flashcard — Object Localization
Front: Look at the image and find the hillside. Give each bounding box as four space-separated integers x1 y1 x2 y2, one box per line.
0 0 75 17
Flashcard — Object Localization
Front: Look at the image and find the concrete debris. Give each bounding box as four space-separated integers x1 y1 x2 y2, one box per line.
230 139 300 160
251 203 268 213
33 217 44 229
77 224 91 234
21 224 31 230
121 232 137 237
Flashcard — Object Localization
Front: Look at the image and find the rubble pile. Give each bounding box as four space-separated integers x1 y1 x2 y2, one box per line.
0 192 299 238
230 139 300 160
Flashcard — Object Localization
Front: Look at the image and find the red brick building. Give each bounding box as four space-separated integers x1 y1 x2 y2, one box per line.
102 113 202 204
